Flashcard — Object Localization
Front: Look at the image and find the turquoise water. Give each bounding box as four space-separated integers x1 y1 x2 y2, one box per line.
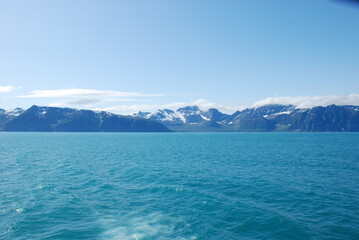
0 133 359 240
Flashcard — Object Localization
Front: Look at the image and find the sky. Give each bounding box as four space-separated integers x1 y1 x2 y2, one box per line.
1 0 359 114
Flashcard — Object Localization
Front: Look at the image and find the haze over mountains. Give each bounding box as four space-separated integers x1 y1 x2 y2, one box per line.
1 104 359 132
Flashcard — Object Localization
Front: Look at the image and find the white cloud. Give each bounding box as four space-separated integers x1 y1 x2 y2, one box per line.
0 85 15 93
192 99 244 113
18 88 164 98
14 88 359 115
18 88 163 108
96 99 244 115
253 93 359 108
49 98 153 107
96 94 359 115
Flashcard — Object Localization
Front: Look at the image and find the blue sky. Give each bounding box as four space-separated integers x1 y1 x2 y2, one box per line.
1 0 359 113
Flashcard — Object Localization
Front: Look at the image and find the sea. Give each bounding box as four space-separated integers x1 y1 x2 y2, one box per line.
0 132 358 240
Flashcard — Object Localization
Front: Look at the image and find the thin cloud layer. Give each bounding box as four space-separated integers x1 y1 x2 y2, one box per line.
11 88 359 115
97 99 244 115
253 93 359 108
0 85 15 93
49 98 153 107
19 88 164 98
97 94 359 115
18 88 163 109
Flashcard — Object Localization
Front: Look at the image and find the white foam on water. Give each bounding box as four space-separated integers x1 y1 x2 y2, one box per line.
99 212 196 240
99 213 173 240
15 208 23 213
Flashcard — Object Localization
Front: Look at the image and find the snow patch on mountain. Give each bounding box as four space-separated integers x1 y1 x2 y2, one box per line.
5 108 24 116
133 104 300 127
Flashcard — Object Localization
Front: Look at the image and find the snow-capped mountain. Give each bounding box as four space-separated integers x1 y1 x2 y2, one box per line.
134 105 295 126
134 106 230 125
1 107 25 116
0 108 25 129
1 104 359 132
0 105 170 132
134 104 359 132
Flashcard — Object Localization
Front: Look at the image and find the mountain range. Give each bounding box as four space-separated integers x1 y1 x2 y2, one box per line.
0 105 170 132
1 104 359 132
133 104 359 132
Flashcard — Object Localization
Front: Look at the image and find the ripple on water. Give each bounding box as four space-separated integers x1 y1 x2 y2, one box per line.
0 133 358 239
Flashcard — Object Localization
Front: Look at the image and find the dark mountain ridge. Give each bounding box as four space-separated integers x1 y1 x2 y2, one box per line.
134 104 359 132
1 104 359 132
0 105 170 132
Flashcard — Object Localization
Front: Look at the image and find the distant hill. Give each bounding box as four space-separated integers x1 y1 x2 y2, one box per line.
0 105 170 132
134 104 359 132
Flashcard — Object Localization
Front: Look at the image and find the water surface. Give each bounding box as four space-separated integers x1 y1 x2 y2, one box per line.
1 133 358 239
